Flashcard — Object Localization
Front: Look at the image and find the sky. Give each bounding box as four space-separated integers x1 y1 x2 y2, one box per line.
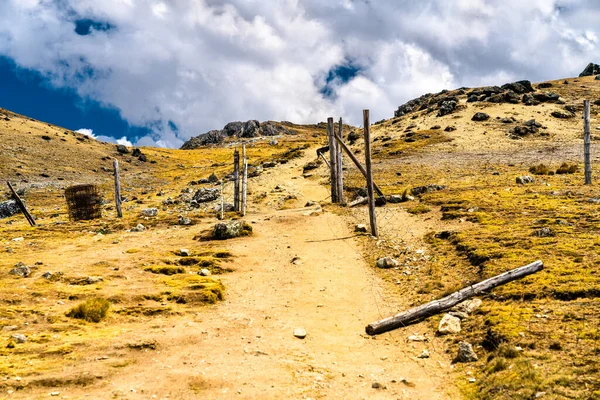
0 0 599 148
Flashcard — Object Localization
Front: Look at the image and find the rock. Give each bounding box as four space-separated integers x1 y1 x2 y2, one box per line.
212 220 253 239
303 160 321 172
1 325 17 331
141 208 158 217
534 227 555 237
522 93 540 106
438 314 461 335
241 120 260 138
371 382 386 389
448 311 469 320
533 92 560 102
501 80 534 94
376 257 399 269
388 195 403 203
116 144 130 154
85 276 103 284
444 125 457 132
454 298 482 314
262 161 277 168
50 392 60 397
467 94 479 103
516 175 534 184
579 62 600 77
11 334 27 343
215 203 234 213
347 130 361 144
9 263 31 278
524 119 542 128
501 117 513 124
411 184 446 196
199 268 211 276
41 272 54 279
181 130 226 148
354 224 368 233
454 341 478 363
131 223 146 232
223 121 244 137
418 350 430 359
179 249 190 257
0 200 22 219
564 105 577 113
192 188 220 203
407 334 428 342
207 173 219 183
293 328 307 339
437 100 457 117
178 216 192 226
537 82 553 89
596 75 600 81
132 148 142 157
430 125 441 130
472 112 490 122
551 111 574 119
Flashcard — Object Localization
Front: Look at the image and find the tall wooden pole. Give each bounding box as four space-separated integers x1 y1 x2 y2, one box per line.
337 118 344 204
241 144 248 217
6 181 36 226
584 100 592 185
233 150 240 211
113 159 122 218
327 117 339 203
363 110 378 237
220 180 224 220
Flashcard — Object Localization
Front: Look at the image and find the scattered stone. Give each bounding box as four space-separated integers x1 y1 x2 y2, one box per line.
371 382 386 389
537 82 553 89
215 203 235 213
444 126 457 132
179 249 190 257
41 272 53 279
294 328 307 339
472 112 490 122
411 184 446 196
516 175 534 184
454 298 482 314
212 220 253 240
192 188 220 204
131 223 146 232
84 276 103 284
551 111 574 119
438 314 461 335
303 160 321 172
354 224 368 233
50 392 60 397
388 195 403 203
501 80 534 94
116 144 130 154
305 200 317 207
9 263 31 278
454 341 478 363
407 334 428 342
430 125 441 130
178 216 192 226
534 227 555 237
376 257 399 269
1 326 18 331
199 268 211 276
11 334 27 343
141 208 158 217
437 100 457 117
418 350 430 359
263 161 277 168
0 200 21 219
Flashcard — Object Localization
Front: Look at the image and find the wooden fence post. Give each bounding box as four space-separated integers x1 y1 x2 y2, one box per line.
337 118 344 204
220 180 224 220
363 110 378 237
6 181 36 226
241 144 248 217
233 150 240 211
113 159 123 218
327 117 339 203
584 100 592 185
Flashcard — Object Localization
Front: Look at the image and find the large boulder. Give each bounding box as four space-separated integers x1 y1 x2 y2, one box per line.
181 130 225 149
438 314 461 335
501 80 534 94
241 120 261 138
223 121 244 137
437 100 457 117
0 200 21 219
192 188 220 203
212 220 253 240
579 63 600 77
472 112 490 122
454 341 478 363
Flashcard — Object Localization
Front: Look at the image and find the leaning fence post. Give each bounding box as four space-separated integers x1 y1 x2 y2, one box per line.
6 181 36 226
233 150 240 211
241 144 248 217
337 118 344 204
327 117 339 203
584 100 592 185
113 159 123 218
363 110 378 237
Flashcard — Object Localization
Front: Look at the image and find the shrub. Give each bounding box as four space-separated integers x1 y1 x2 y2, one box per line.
556 162 578 174
407 204 432 215
529 164 552 175
145 265 185 275
66 298 110 322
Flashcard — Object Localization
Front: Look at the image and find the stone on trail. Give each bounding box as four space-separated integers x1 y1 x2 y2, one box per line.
178 215 192 226
454 298 482 314
354 224 368 233
212 220 253 240
199 269 211 276
376 257 399 269
192 188 220 203
141 208 158 217
11 334 27 343
179 249 190 257
131 224 146 232
9 263 31 278
516 175 534 184
388 195 404 203
418 350 430 359
407 334 428 342
293 328 307 339
371 382 386 389
454 341 478 363
438 314 461 335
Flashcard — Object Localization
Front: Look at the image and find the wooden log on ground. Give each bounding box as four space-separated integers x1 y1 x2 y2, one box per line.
366 260 544 336
6 181 36 226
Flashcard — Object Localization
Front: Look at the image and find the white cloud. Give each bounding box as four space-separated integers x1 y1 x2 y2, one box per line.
1 0 600 147
75 128 97 139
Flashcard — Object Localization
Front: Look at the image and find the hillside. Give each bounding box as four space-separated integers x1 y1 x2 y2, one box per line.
1 71 600 399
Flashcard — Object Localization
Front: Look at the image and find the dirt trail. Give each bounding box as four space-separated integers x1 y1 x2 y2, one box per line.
97 153 456 400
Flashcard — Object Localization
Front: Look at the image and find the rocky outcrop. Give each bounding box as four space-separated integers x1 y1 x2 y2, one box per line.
579 63 600 77
0 200 21 219
181 121 297 149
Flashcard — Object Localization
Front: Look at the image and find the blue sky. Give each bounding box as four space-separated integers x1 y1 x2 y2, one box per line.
1 1 599 148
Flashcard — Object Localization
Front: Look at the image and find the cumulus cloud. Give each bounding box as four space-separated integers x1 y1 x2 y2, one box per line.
76 127 133 147
75 128 96 139
1 0 600 146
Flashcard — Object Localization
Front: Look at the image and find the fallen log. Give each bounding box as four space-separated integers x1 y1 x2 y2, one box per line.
365 260 543 336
